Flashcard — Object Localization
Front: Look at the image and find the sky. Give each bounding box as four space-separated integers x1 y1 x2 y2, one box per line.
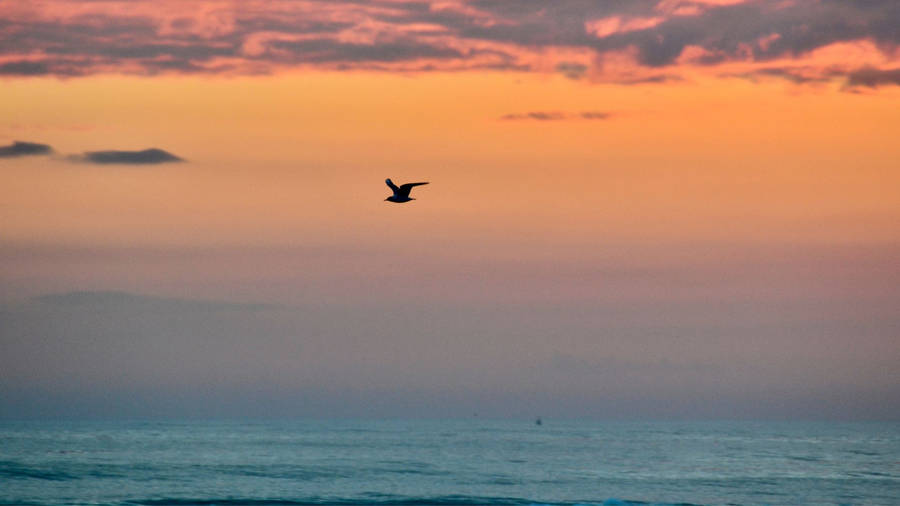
1 0 899 420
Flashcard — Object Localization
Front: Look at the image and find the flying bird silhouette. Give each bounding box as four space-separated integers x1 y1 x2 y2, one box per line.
385 178 428 203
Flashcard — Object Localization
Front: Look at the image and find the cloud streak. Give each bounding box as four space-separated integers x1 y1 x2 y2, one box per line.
846 66 900 88
0 1 898 87
35 290 275 312
0 140 53 157
71 148 184 165
501 111 612 121
0 141 183 164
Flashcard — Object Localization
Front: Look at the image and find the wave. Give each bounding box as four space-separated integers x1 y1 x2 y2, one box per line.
0 460 77 482
126 497 701 506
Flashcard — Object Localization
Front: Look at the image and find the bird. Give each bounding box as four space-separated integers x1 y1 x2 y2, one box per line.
385 178 428 203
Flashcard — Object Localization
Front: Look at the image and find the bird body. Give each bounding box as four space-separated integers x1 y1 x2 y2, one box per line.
385 178 428 203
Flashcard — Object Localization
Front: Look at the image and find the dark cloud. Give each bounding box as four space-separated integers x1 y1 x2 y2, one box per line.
620 74 683 84
724 64 900 90
0 141 53 157
0 14 240 76
592 1 900 68
458 0 658 45
501 111 612 121
556 62 588 80
436 1 900 82
396 0 900 70
501 111 567 121
74 148 183 165
0 61 51 76
267 37 466 64
0 58 88 77
846 66 900 88
1 1 898 83
580 111 611 120
727 66 835 85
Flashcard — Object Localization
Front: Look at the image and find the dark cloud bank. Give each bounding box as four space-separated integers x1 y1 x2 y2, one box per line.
1 142 183 164
1 1 899 88
846 66 900 88
0 141 52 157
73 148 183 165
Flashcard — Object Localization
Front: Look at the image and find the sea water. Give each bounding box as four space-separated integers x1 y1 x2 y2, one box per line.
1 419 898 505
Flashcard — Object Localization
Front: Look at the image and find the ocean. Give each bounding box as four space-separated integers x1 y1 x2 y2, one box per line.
1 419 897 506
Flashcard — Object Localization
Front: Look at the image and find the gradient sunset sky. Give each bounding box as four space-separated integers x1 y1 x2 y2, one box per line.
1 0 899 420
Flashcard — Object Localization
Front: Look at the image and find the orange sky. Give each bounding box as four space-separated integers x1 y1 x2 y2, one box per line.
2 71 899 251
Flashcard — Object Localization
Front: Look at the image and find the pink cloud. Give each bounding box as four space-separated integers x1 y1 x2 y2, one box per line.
586 16 666 39
0 0 897 90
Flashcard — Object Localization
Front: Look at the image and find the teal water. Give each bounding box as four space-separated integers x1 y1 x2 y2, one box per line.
1 420 898 505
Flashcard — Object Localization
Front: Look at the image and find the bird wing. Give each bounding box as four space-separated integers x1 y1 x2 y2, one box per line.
385 178 400 194
398 182 429 197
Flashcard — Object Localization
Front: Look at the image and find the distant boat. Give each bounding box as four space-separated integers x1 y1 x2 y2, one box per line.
535 417 542 426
